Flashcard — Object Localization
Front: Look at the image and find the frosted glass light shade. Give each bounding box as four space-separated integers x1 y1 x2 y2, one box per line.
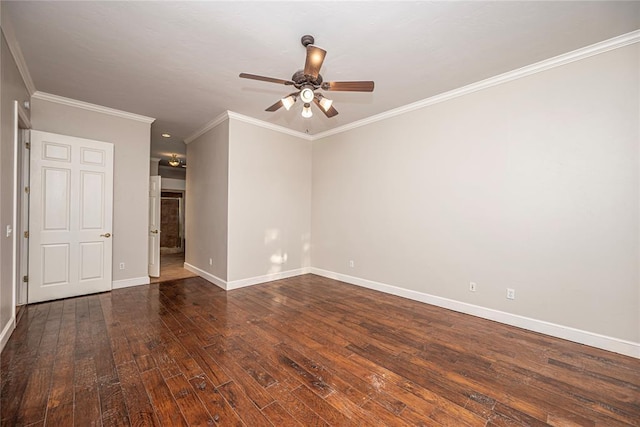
301 103 313 118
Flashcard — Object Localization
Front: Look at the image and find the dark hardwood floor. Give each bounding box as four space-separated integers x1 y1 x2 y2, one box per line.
1 274 639 426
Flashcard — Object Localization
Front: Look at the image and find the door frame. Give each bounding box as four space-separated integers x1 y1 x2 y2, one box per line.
14 101 31 315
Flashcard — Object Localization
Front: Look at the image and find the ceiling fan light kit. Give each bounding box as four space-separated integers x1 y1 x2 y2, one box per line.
239 34 374 119
281 95 296 110
301 103 313 118
168 153 181 167
317 94 333 112
300 86 315 103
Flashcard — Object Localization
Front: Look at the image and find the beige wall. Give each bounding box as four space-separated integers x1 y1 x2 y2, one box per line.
31 98 152 283
185 120 229 280
312 44 640 342
185 117 312 284
227 119 312 281
0 28 30 341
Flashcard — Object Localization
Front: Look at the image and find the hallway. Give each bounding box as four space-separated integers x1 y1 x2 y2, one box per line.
149 252 196 284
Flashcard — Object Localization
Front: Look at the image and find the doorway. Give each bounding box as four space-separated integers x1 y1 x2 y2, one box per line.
149 190 195 283
160 192 183 253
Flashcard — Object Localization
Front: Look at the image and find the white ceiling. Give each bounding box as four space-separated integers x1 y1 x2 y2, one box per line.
4 1 640 164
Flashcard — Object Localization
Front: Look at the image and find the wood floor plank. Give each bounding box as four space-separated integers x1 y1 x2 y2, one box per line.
2 274 639 426
265 379 330 427
261 401 304 426
12 302 63 425
290 384 353 425
45 399 74 426
179 332 231 387
217 381 274 426
116 360 160 426
204 337 274 409
73 356 102 427
189 375 245 426
140 368 189 426
165 374 216 426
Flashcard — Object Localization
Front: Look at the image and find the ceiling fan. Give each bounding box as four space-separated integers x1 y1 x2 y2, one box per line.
239 35 374 118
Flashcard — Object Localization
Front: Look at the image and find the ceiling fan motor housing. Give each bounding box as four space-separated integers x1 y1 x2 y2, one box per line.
301 34 315 47
292 70 323 87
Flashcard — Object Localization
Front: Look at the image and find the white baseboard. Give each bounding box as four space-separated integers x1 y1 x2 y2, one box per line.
184 263 227 290
310 268 640 359
183 263 311 291
112 276 150 290
0 317 16 353
227 267 311 290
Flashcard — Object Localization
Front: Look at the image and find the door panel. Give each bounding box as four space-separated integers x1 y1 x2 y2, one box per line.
29 130 113 303
41 244 69 285
42 167 70 230
80 171 104 229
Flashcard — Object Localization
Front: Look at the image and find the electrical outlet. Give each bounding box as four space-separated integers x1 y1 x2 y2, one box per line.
119 262 125 270
349 260 354 268
469 282 477 292
506 288 515 300
209 258 213 266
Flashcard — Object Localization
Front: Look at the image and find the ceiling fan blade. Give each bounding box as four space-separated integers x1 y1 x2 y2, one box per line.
313 98 339 118
303 45 327 79
322 81 375 92
265 100 284 112
239 73 294 86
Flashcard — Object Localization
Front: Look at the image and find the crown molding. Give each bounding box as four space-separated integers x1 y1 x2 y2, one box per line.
32 92 155 124
185 111 313 144
312 29 640 141
184 111 229 144
1 21 37 95
227 111 313 141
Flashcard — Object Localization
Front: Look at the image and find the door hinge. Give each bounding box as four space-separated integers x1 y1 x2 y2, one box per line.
24 231 29 238
23 275 28 283
25 142 30 150
24 186 29 194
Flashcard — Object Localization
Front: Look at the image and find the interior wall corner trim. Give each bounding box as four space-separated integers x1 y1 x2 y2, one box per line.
112 276 151 290
31 91 156 124
312 29 640 141
1 22 37 95
183 262 227 290
226 111 313 141
184 111 230 144
309 268 640 359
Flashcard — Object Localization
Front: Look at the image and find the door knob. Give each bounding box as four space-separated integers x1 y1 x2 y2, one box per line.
100 232 111 238
150 230 159 234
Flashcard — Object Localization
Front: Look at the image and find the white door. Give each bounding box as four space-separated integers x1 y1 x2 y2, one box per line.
148 176 161 277
28 131 114 303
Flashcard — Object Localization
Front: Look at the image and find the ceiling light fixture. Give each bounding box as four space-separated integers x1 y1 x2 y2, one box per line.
301 103 313 118
300 86 314 103
317 94 333 112
168 154 181 167
281 95 296 111
161 133 171 138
